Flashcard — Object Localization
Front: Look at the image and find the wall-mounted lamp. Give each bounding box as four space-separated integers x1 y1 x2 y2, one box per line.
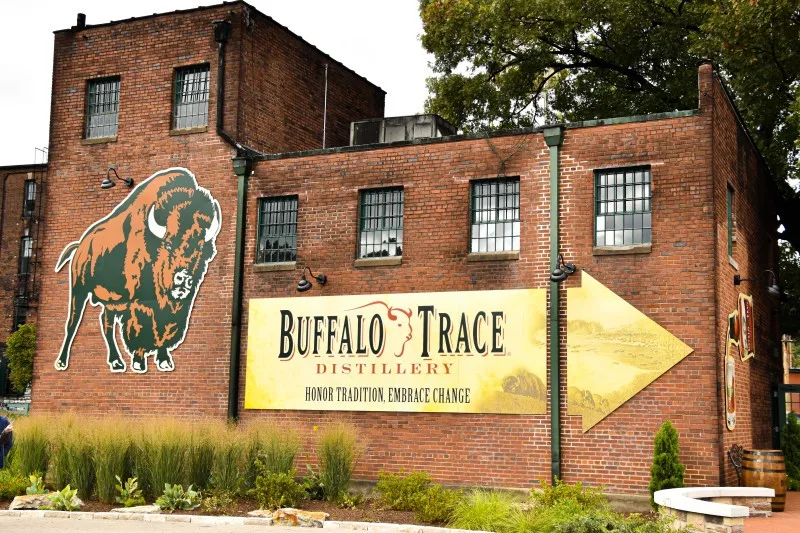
550 254 577 283
297 266 327 293
734 270 781 297
101 167 134 190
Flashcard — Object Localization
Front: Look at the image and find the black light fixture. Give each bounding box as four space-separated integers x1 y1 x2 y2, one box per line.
550 254 577 283
734 270 782 297
101 167 134 190
297 266 327 292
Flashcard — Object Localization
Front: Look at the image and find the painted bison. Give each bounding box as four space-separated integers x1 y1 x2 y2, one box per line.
55 168 221 373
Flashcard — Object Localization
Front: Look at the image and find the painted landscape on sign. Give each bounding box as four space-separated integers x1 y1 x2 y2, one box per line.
567 272 693 431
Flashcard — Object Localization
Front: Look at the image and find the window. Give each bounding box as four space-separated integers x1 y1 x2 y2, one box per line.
173 65 210 130
86 77 120 139
22 180 36 218
727 185 735 257
359 187 404 258
18 235 32 275
256 196 298 263
595 167 651 246
470 178 520 253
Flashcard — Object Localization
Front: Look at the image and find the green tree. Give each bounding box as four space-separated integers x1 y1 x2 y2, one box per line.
780 242 800 338
5 324 35 394
649 420 685 509
782 412 800 490
419 0 800 248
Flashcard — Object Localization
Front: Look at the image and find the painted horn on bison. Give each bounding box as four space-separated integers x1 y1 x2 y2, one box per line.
205 202 221 242
147 205 167 239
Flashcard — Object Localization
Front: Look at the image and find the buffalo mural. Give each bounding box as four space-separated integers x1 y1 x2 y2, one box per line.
55 168 222 373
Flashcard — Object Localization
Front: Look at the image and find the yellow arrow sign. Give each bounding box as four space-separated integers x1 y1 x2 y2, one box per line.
567 272 693 432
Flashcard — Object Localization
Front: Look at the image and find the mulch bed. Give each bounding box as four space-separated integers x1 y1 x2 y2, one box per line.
2 497 424 525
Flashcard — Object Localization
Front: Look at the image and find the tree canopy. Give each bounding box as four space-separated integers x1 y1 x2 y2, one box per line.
420 0 800 246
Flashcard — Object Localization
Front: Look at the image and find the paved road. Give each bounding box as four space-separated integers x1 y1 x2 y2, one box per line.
0 515 402 533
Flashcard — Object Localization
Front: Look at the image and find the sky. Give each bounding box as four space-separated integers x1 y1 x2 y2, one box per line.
0 0 433 166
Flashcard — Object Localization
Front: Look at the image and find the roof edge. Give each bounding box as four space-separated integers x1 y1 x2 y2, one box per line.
0 163 48 172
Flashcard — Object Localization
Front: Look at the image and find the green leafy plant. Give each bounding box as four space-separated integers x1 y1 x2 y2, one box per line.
376 470 432 511
302 465 325 500
155 483 201 513
115 476 145 507
5 324 35 394
530 479 608 511
26 473 48 495
45 485 80 511
648 420 685 509
318 424 359 502
250 469 306 510
412 484 463 524
782 411 800 490
336 490 364 509
202 488 236 515
0 469 28 499
448 489 520 533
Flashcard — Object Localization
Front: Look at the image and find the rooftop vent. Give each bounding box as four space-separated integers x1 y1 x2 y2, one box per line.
350 114 456 146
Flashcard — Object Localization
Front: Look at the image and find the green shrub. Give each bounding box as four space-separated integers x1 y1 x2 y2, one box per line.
0 468 28 499
202 488 236 515
45 485 80 511
318 424 359 502
513 498 586 533
648 420 685 509
250 469 306 510
93 430 129 503
187 436 214 491
6 324 35 394
155 483 201 513
376 470 432 511
142 432 187 500
115 476 145 507
412 484 463 524
448 490 520 533
531 479 608 511
782 411 800 489
211 438 243 494
66 439 95 500
302 465 325 500
12 424 49 477
26 474 48 495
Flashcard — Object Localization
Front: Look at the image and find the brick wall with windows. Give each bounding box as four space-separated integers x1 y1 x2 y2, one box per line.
32 1 383 415
238 65 778 494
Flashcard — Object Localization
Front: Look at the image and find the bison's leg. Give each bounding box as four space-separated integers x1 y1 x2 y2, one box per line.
100 308 125 372
155 349 174 372
55 289 90 371
131 350 148 373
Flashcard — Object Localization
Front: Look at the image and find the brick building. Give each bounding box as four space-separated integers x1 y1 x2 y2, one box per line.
28 2 783 497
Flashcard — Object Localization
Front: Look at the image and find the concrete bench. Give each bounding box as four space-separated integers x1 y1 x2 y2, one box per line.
655 487 775 533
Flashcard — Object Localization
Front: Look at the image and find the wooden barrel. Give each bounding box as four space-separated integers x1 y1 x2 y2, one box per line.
741 449 787 512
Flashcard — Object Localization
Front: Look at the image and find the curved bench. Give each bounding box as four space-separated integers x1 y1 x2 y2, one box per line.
655 487 775 532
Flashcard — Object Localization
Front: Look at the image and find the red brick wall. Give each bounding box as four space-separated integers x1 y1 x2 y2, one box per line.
709 63 782 486
241 93 723 492
32 2 382 415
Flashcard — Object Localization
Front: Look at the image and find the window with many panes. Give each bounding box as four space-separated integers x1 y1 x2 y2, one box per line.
470 178 520 253
22 180 36 218
18 236 32 275
86 77 120 139
173 65 210 130
359 188 404 258
256 196 298 263
595 167 651 246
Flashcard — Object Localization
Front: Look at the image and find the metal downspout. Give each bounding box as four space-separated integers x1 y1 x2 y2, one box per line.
544 126 564 483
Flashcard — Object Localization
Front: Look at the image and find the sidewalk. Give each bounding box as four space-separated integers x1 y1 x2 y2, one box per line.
745 491 800 533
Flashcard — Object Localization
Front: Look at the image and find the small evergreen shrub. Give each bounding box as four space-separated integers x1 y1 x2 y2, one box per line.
376 470 432 511
250 469 306 509
648 420 685 509
448 490 520 533
782 411 800 489
318 424 359 502
412 484 463 524
0 469 27 499
155 483 201 512
115 476 145 507
6 324 35 394
202 488 236 515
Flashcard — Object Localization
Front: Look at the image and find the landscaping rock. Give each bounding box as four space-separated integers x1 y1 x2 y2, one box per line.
111 505 161 514
272 508 330 527
247 510 274 518
9 494 83 510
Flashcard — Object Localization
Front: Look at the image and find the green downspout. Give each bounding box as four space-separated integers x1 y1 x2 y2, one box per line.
228 156 252 421
543 126 564 484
